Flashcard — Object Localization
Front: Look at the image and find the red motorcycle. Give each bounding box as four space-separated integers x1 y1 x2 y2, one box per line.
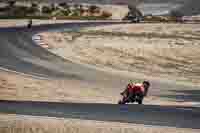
118 92 144 104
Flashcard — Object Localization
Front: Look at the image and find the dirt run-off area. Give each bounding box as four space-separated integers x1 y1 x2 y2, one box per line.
39 23 200 86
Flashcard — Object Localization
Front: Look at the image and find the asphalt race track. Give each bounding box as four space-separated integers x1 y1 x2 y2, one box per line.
0 22 200 129
0 100 200 129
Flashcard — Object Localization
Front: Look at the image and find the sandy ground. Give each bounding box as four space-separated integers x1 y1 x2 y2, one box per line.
0 114 199 133
39 23 200 86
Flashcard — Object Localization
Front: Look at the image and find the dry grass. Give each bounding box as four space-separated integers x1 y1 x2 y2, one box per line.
0 114 199 133
40 23 200 85
0 70 117 103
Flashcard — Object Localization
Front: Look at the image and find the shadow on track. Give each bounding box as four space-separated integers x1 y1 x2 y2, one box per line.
0 100 199 129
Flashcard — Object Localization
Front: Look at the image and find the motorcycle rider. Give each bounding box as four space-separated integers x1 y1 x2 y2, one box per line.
27 19 32 29
120 80 150 104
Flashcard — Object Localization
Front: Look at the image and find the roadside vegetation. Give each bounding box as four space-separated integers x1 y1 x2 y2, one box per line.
0 0 112 20
1 1 197 22
0 114 196 133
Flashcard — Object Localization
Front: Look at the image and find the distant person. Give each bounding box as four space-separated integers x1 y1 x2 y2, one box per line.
27 19 32 29
119 80 150 104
